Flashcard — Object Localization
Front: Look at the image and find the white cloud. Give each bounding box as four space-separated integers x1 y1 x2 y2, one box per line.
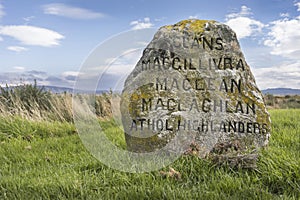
13 66 26 71
226 5 252 19
154 17 166 22
0 4 5 19
7 46 28 52
253 61 300 89
62 71 81 77
103 48 142 74
136 41 149 46
189 15 198 19
93 48 143 90
23 16 35 24
248 2 300 90
225 6 264 39
0 25 64 47
264 7 300 59
280 13 290 18
61 71 83 82
226 17 264 39
296 2 300 11
43 3 105 19
130 17 154 30
263 2 300 59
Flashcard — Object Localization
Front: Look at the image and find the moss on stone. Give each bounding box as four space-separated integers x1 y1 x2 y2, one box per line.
164 19 216 33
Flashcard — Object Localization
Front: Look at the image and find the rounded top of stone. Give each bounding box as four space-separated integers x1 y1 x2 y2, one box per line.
163 19 216 33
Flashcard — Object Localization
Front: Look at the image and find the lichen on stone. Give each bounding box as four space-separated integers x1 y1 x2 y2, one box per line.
164 19 216 34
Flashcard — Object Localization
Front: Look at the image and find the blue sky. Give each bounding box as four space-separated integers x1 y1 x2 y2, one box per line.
0 0 300 90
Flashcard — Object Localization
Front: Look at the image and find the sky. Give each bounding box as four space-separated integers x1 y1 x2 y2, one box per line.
0 0 300 90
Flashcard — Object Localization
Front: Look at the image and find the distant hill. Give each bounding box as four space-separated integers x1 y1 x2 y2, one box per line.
32 86 300 96
262 88 300 95
42 86 74 93
5 84 300 96
44 86 300 96
1 84 110 94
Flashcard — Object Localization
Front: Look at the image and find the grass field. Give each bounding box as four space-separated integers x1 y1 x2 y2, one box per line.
0 109 299 199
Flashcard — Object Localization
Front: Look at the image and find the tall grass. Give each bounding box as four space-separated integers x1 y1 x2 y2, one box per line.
0 82 112 122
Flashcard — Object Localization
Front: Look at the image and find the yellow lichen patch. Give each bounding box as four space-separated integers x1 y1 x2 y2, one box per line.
164 19 216 33
128 84 154 117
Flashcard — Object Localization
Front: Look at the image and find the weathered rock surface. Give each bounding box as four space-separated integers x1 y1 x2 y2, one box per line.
121 19 271 158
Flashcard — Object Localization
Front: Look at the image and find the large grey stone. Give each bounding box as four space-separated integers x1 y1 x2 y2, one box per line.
121 19 271 158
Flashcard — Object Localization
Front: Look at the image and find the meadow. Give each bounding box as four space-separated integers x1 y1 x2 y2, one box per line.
0 84 299 199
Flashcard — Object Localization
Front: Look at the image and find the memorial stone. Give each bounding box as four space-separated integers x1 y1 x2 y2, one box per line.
121 19 271 158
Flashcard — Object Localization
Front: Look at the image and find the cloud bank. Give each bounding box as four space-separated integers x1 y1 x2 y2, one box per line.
0 70 80 88
225 6 264 39
43 3 105 19
264 4 300 59
0 25 64 47
130 17 154 30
